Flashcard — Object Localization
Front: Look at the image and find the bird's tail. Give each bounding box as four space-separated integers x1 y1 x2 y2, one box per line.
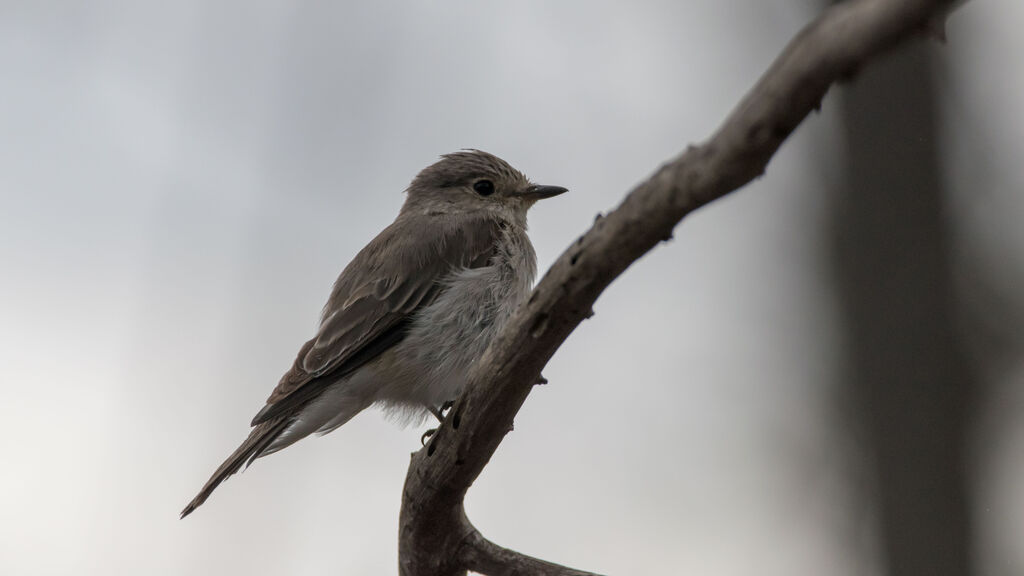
180 418 292 518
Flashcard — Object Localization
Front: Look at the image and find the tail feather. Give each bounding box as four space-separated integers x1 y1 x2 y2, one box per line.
180 418 292 518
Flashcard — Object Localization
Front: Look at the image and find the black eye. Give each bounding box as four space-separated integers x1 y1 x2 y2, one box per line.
473 180 495 196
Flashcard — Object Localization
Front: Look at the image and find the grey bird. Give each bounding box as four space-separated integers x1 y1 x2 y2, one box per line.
181 150 566 517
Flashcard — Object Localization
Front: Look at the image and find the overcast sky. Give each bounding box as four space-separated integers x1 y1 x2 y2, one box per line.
1 2 1021 575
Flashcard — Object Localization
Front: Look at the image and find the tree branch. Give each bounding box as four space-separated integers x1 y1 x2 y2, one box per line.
398 0 964 574
459 529 606 576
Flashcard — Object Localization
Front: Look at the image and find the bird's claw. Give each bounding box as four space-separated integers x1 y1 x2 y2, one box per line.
423 400 456 446
421 428 436 446
429 400 455 423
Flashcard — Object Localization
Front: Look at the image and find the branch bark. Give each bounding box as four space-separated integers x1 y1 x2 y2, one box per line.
399 1 964 574
459 529 605 576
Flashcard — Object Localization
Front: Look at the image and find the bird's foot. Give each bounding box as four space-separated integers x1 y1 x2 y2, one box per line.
421 427 436 446
422 401 456 446
429 400 455 423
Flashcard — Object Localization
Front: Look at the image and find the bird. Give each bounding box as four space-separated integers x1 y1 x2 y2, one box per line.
181 150 567 518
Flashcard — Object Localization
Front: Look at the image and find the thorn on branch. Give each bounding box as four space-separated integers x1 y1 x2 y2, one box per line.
535 374 549 385
573 307 595 320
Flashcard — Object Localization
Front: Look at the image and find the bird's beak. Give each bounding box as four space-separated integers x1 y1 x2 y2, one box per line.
519 184 569 201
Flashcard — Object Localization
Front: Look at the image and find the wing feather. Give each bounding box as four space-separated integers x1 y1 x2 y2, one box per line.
250 213 501 425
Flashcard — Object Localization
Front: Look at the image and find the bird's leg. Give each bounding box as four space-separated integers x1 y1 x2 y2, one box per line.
428 400 455 423
421 400 456 446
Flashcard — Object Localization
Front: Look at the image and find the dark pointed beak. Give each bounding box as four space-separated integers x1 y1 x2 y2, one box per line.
520 184 569 201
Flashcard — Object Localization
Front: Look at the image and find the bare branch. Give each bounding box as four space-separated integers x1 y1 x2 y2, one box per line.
399 0 965 574
459 530 605 576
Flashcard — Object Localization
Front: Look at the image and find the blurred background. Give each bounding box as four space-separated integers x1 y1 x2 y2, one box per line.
1 1 1021 575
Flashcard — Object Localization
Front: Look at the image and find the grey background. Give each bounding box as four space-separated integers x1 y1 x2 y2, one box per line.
1 2 1021 575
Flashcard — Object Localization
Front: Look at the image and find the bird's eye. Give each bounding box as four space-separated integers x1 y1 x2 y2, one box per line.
473 180 495 196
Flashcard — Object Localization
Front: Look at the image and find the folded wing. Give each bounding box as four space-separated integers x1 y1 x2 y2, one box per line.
251 214 501 425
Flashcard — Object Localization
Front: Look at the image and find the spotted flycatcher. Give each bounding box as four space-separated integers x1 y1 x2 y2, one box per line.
181 150 567 517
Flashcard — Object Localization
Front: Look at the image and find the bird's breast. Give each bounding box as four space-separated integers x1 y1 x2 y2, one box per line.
379 230 537 408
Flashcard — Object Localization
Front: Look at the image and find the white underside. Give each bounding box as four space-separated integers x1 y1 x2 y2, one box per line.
262 226 536 457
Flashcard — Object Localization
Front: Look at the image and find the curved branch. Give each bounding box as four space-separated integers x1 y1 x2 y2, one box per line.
459 530 606 576
399 0 963 574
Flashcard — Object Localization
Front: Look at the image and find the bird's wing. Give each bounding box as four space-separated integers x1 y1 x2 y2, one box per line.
250 213 501 425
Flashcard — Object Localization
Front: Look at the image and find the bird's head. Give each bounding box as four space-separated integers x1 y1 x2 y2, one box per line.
403 150 567 224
